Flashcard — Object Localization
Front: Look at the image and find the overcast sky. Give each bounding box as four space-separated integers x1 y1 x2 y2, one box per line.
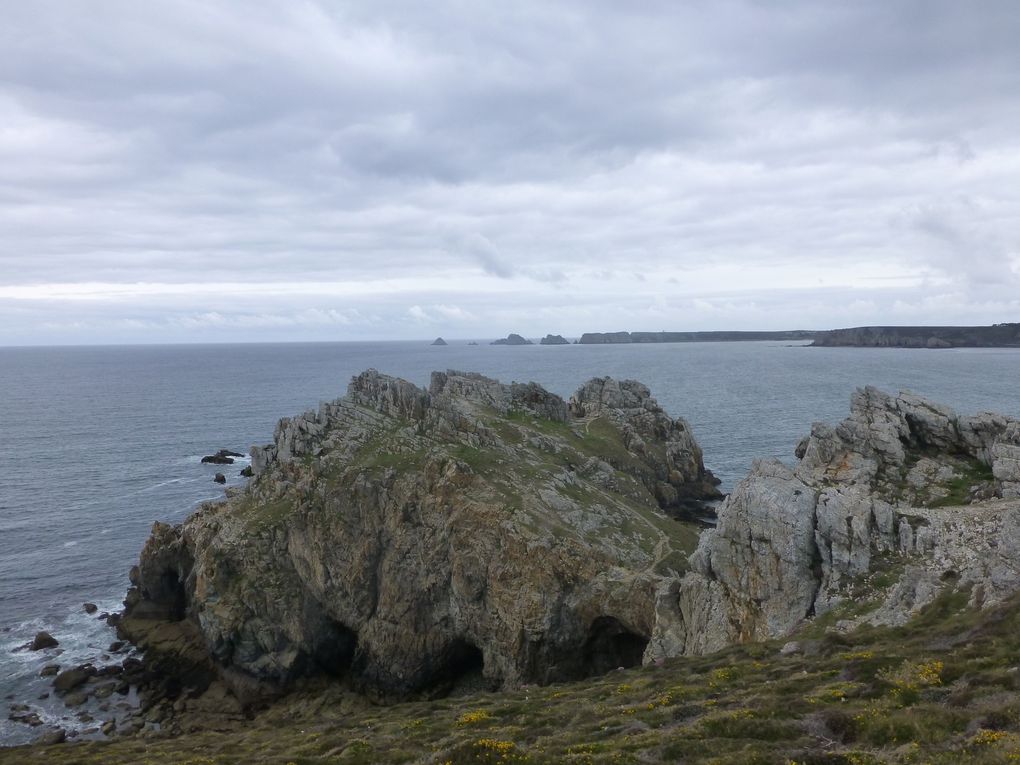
2 1 1019 344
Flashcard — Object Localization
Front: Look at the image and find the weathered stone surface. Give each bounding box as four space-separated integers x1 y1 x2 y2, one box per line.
648 387 1020 659
125 370 718 704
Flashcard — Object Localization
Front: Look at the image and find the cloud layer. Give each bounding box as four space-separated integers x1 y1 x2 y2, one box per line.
2 1 1019 343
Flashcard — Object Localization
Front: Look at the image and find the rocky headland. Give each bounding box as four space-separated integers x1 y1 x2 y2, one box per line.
117 370 721 715
812 323 1020 348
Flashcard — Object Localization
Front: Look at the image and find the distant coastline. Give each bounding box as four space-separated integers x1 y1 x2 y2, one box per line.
578 330 817 344
811 323 1020 348
468 323 1020 348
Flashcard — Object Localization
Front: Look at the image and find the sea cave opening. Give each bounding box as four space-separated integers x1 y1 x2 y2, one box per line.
581 616 649 677
159 569 187 621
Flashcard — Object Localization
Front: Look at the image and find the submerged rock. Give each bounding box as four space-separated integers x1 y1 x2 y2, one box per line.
122 369 719 704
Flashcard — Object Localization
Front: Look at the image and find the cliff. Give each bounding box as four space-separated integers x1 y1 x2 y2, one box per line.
648 387 1020 659
121 370 721 706
579 330 817 344
812 323 1020 348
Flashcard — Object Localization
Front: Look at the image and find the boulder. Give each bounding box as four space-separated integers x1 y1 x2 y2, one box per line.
39 664 60 677
29 631 59 651
33 728 66 745
83 603 98 614
213 473 226 484
201 449 243 465
53 667 92 692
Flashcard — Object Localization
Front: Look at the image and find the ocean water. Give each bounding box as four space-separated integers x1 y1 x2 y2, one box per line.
2 339 1020 743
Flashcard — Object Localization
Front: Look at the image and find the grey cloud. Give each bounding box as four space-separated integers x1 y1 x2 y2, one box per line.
1 1 1019 343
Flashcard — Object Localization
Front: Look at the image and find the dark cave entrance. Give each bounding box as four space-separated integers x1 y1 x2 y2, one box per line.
310 620 359 677
581 616 649 677
159 569 187 621
432 638 487 696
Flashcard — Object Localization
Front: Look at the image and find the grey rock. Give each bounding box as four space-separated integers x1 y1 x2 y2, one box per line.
29 631 59 651
123 369 720 702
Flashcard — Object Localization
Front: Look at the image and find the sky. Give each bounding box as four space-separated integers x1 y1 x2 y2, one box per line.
2 1 1020 345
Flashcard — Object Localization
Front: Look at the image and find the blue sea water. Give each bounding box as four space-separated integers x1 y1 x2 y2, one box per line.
2 339 1020 743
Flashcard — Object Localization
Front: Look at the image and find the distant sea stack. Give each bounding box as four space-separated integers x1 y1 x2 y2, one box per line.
812 323 1020 348
539 334 569 345
579 330 817 344
491 333 533 345
431 337 448 346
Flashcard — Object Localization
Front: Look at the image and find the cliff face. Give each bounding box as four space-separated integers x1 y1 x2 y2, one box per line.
648 387 1020 659
812 323 1020 348
124 370 720 703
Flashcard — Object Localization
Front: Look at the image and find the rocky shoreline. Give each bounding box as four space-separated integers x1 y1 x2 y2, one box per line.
7 371 1020 751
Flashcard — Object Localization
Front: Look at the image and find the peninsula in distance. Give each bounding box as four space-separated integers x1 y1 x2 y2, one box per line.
475 323 1020 348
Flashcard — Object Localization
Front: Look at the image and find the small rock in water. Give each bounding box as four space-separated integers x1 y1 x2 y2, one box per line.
29 631 59 651
109 641 125 652
53 667 91 692
64 691 89 708
213 473 226 484
240 465 253 477
40 664 60 677
201 449 242 465
83 603 98 614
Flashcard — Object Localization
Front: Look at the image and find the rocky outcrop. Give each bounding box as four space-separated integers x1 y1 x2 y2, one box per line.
491 333 532 345
539 334 569 345
123 370 719 705
201 450 243 465
431 337 448 346
648 387 1020 660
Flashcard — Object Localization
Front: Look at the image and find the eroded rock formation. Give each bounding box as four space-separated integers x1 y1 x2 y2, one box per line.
122 370 720 704
648 387 1020 660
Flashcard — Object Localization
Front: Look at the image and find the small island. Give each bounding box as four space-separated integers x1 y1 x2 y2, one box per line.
491 333 533 345
539 334 569 345
431 337 448 346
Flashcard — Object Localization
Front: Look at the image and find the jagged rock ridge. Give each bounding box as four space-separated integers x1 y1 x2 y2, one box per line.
124 370 721 704
648 386 1020 659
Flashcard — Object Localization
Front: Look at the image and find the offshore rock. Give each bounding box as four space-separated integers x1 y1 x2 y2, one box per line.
648 387 1020 659
123 369 719 704
491 333 532 345
539 334 569 345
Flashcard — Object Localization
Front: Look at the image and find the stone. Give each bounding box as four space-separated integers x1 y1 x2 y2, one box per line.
64 691 89 707
29 631 59 651
213 473 226 484
83 602 98 614
109 641 125 652
40 664 60 677
239 465 253 478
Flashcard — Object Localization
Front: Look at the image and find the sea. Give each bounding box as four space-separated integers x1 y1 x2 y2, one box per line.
2 339 1020 744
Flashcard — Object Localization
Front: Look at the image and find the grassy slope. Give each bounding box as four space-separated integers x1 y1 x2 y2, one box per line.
7 588 1020 765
